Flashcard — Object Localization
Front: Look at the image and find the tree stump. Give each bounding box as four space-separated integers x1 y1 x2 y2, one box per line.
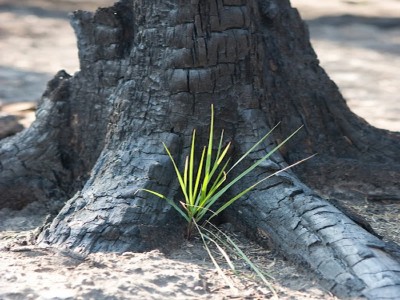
1 0 399 298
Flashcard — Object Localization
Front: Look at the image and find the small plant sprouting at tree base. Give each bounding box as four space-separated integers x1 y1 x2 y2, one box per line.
139 105 312 295
140 104 307 238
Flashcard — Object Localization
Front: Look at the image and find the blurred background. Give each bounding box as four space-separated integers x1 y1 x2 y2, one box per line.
0 0 399 134
292 0 400 131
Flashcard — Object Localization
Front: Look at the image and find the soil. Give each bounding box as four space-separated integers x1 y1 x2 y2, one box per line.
0 1 399 299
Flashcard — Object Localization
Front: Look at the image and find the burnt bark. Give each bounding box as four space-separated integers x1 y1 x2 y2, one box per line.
1 0 400 298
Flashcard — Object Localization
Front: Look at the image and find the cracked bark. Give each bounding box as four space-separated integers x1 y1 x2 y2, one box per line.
1 0 399 298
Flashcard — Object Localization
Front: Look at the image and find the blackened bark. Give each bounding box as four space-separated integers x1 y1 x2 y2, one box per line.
0 72 72 210
1 0 399 298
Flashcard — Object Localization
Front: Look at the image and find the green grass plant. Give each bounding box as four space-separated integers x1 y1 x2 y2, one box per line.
139 105 312 297
141 105 303 237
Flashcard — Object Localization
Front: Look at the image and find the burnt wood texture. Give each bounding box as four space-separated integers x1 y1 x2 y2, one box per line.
0 0 399 298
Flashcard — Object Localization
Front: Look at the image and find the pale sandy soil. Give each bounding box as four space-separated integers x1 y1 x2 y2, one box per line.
292 0 400 131
0 1 399 299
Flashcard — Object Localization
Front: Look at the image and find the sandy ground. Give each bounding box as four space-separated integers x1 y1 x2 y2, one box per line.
0 0 399 299
292 0 400 132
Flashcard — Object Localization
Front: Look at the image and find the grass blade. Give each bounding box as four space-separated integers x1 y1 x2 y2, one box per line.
205 222 277 298
203 233 236 271
183 156 188 197
189 130 196 206
198 158 229 207
227 123 281 174
193 147 206 208
201 104 215 199
208 158 230 196
210 153 317 219
139 189 190 222
163 143 190 204
207 142 231 182
202 126 304 215
214 129 225 166
193 220 237 292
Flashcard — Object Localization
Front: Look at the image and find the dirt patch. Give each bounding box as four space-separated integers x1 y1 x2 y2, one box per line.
0 0 115 105
0 202 333 299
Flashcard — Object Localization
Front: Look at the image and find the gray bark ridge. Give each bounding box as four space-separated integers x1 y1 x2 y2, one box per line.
229 110 400 299
0 71 72 210
0 0 397 298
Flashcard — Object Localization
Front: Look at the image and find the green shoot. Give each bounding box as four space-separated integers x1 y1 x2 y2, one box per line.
140 104 307 236
139 104 310 296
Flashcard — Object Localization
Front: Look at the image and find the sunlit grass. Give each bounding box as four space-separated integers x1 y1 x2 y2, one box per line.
139 104 313 297
141 105 304 236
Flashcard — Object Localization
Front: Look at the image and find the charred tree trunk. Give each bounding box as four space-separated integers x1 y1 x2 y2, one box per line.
1 0 400 298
